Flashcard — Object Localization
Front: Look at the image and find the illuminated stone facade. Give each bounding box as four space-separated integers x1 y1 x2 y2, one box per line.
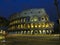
8 8 54 35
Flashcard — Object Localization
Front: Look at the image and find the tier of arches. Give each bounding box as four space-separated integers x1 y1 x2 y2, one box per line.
8 30 53 34
8 23 53 30
9 16 49 25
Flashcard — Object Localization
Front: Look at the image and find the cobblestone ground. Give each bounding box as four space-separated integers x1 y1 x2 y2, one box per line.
0 34 60 45
0 40 60 45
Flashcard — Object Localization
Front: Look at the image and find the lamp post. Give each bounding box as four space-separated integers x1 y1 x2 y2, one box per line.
54 0 60 34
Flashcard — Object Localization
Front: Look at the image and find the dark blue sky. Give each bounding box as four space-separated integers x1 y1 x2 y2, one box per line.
0 0 60 22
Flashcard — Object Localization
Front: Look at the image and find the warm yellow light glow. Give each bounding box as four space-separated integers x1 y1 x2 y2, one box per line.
0 36 5 39
35 24 37 28
38 24 41 28
28 24 30 28
34 17 38 21
18 25 20 29
34 18 38 21
31 25 33 28
24 24 26 29
42 23 45 27
31 23 34 28
46 24 49 28
21 24 23 28
31 17 38 22
43 25 45 27
10 20 20 25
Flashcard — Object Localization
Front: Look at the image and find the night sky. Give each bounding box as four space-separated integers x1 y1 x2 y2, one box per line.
0 0 60 22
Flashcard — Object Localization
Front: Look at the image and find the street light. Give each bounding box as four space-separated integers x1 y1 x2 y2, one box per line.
54 0 60 34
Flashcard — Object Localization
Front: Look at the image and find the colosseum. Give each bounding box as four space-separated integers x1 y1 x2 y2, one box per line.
8 8 54 35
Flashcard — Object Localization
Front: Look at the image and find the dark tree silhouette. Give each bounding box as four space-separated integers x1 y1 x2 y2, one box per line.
0 16 9 27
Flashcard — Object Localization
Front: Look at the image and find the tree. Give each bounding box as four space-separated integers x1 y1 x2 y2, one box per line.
0 16 9 27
